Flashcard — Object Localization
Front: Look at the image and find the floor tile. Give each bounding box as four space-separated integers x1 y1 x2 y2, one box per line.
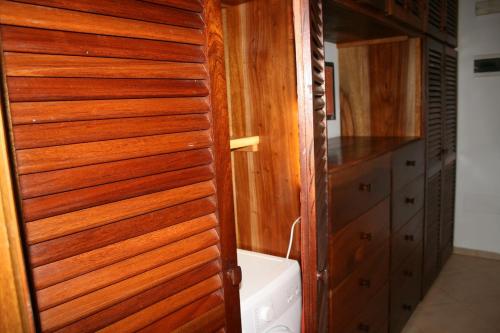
402 254 500 333
405 302 498 333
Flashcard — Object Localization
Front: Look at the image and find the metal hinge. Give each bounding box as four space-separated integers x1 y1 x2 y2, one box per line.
225 266 242 287
316 268 328 283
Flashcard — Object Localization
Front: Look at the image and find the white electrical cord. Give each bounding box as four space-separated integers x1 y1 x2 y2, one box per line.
286 217 301 259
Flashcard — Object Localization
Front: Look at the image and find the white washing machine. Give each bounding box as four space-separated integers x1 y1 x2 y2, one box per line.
237 249 302 333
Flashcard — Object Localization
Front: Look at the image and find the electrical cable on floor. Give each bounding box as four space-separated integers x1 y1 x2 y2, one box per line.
286 217 301 259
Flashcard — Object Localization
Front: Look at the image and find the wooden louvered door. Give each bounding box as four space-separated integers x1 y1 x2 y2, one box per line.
423 170 442 294
426 0 446 42
294 0 329 331
423 37 444 295
444 0 457 46
439 45 457 268
425 38 444 177
0 0 241 332
443 46 457 165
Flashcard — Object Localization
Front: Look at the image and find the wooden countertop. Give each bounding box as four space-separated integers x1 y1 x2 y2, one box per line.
328 136 421 173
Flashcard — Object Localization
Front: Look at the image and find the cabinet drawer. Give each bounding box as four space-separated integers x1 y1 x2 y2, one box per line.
391 210 424 271
392 140 424 191
332 244 390 332
390 244 422 333
343 284 389 333
392 176 424 232
423 222 439 294
331 199 390 288
331 154 391 232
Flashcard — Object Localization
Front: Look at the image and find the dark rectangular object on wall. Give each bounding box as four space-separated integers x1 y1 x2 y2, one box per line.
474 57 500 73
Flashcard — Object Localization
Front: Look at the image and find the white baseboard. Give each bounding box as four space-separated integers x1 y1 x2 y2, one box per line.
453 246 500 261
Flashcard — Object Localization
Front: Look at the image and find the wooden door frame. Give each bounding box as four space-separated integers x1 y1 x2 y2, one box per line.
205 0 242 331
293 0 328 331
0 43 35 333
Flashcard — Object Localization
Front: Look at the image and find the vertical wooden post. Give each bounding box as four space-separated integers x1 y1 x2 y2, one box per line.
293 0 318 332
205 0 242 331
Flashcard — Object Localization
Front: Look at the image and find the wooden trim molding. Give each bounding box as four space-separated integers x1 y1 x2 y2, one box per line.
204 0 242 331
0 44 35 332
293 0 319 331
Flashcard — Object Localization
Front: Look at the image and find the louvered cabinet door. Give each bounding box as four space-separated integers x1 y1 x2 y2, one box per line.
0 0 240 332
443 46 457 165
423 170 442 295
440 161 456 266
425 38 444 177
426 0 446 42
445 0 458 47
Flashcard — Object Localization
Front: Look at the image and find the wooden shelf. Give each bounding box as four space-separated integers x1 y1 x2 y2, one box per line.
229 136 259 151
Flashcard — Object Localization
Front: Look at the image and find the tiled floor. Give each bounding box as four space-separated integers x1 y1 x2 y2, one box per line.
402 254 500 333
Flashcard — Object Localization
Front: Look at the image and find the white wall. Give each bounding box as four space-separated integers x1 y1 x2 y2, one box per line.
325 42 341 137
454 1 500 254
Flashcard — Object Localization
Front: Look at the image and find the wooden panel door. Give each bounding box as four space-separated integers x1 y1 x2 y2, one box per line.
294 0 329 331
0 0 241 331
443 46 457 165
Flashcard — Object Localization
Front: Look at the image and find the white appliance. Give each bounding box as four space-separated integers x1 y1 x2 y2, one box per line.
237 249 302 333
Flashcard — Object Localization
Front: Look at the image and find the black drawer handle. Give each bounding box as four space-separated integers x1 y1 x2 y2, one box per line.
359 279 371 288
358 323 371 332
406 160 417 167
403 269 414 277
402 304 413 311
360 232 372 241
405 197 416 204
404 234 415 242
359 183 372 192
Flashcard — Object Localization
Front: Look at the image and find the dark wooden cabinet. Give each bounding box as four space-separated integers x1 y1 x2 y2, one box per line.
426 0 458 46
389 141 425 333
386 0 425 30
423 36 457 295
328 138 425 333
